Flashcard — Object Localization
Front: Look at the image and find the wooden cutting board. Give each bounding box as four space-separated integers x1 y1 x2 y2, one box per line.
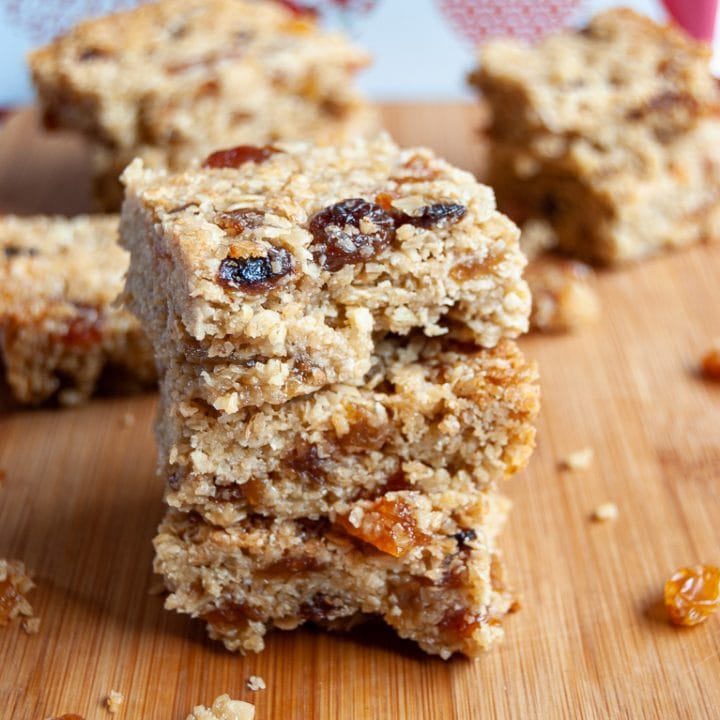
1 105 719 720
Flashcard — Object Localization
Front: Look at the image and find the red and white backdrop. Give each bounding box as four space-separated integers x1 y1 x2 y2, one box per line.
0 0 718 104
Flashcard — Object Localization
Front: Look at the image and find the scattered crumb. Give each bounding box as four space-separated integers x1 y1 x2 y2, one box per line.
246 675 266 692
48 715 85 720
0 558 36 628
527 257 601 333
561 447 594 471
58 389 84 407
147 576 167 596
119 412 136 428
22 616 41 635
186 694 255 720
105 690 124 714
592 502 619 523
701 342 720 380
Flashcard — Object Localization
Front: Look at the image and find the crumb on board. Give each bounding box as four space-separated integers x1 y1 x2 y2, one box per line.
48 714 86 720
592 502 619 523
186 694 255 720
246 675 266 692
0 558 37 628
561 447 594 471
22 616 41 635
701 342 720 380
105 690 124 714
120 412 136 428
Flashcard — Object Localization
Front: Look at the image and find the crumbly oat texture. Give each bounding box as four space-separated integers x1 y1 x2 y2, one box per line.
186 695 255 720
159 336 539 525
0 558 36 628
155 488 515 659
471 8 720 264
0 215 155 405
29 0 376 211
121 134 530 408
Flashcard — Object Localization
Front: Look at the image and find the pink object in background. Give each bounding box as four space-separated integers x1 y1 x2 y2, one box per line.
661 0 718 42
436 0 582 44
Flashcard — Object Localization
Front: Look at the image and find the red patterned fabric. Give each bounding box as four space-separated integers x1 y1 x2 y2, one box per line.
437 0 582 44
661 0 718 41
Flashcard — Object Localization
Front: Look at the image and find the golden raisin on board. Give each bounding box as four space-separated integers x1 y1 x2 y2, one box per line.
664 564 720 626
337 497 429 557
701 345 720 380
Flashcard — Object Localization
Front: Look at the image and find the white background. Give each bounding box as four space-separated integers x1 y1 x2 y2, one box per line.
0 0 718 106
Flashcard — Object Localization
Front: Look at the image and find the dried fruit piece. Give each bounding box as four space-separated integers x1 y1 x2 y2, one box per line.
664 565 720 626
202 603 263 633
337 497 429 557
701 342 720 380
79 47 110 61
338 405 390 452
393 154 440 183
202 145 279 169
396 203 466 230
453 528 477 547
215 209 265 236
218 246 293 294
438 608 486 640
59 306 103 347
285 444 326 483
3 244 38 258
309 198 395 271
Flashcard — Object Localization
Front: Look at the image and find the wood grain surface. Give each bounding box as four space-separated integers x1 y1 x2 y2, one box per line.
1 105 719 720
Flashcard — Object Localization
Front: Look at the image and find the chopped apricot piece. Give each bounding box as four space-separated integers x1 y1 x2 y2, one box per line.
338 497 429 557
